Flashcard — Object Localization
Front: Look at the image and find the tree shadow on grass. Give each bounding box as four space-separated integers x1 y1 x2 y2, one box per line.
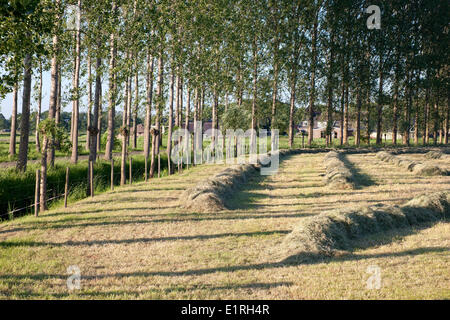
0 229 290 247
0 211 315 235
340 154 377 189
0 246 445 282
0 282 294 299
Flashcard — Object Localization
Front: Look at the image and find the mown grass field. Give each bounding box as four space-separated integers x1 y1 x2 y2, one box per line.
0 149 448 299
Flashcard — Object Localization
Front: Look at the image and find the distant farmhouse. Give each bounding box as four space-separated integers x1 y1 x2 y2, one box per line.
297 120 354 140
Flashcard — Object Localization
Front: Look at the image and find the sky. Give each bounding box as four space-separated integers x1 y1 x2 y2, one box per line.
1 70 53 119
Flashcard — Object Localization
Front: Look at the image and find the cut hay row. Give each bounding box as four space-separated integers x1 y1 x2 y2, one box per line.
323 151 354 189
376 151 446 176
425 150 443 159
179 149 300 213
278 192 450 263
180 164 259 212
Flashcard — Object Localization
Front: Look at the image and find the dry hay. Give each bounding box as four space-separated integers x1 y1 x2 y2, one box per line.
278 192 450 263
180 149 300 212
180 164 259 212
376 151 445 176
323 151 354 189
425 150 443 159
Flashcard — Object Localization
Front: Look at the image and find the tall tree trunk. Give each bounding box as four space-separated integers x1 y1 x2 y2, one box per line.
325 42 334 147
39 135 49 211
444 90 449 144
150 53 163 177
403 70 411 145
89 56 101 163
340 66 345 146
376 61 383 145
120 125 128 185
185 85 190 165
392 69 399 145
123 75 129 130
48 23 60 167
212 86 218 153
105 1 117 161
424 86 430 144
252 39 258 149
120 71 129 185
433 91 439 146
36 61 42 153
175 72 180 127
288 71 297 149
308 16 318 147
343 82 349 145
97 77 102 153
237 62 242 107
355 87 361 146
55 66 61 126
167 68 175 175
366 82 371 146
414 87 419 144
16 54 32 172
271 50 279 147
132 66 138 149
9 78 18 156
144 52 154 159
71 0 82 164
179 75 183 127
86 55 92 151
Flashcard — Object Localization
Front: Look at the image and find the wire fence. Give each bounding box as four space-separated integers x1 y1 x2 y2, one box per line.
1 155 170 221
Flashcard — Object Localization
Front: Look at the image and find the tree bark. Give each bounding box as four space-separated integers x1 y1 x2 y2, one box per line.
89 56 101 163
36 61 43 153
355 87 361 146
252 38 258 149
105 1 117 161
308 15 318 147
8 78 18 157
86 55 92 151
376 62 383 145
444 90 449 144
403 69 411 145
150 53 163 177
343 82 349 145
16 54 32 172
71 0 82 164
392 69 399 145
39 135 49 211
167 67 175 175
144 52 154 159
97 76 102 153
132 65 138 149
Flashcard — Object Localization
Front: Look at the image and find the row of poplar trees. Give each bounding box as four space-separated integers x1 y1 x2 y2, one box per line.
1 0 449 208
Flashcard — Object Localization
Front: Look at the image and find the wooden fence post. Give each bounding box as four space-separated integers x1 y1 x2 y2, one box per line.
111 158 114 191
35 169 40 217
129 157 133 185
64 167 69 208
90 160 94 197
158 153 161 178
145 155 148 182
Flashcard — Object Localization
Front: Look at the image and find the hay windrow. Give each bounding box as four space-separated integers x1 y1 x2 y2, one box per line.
376 151 446 176
425 150 443 159
180 164 258 212
278 192 450 263
323 151 354 189
179 149 300 212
